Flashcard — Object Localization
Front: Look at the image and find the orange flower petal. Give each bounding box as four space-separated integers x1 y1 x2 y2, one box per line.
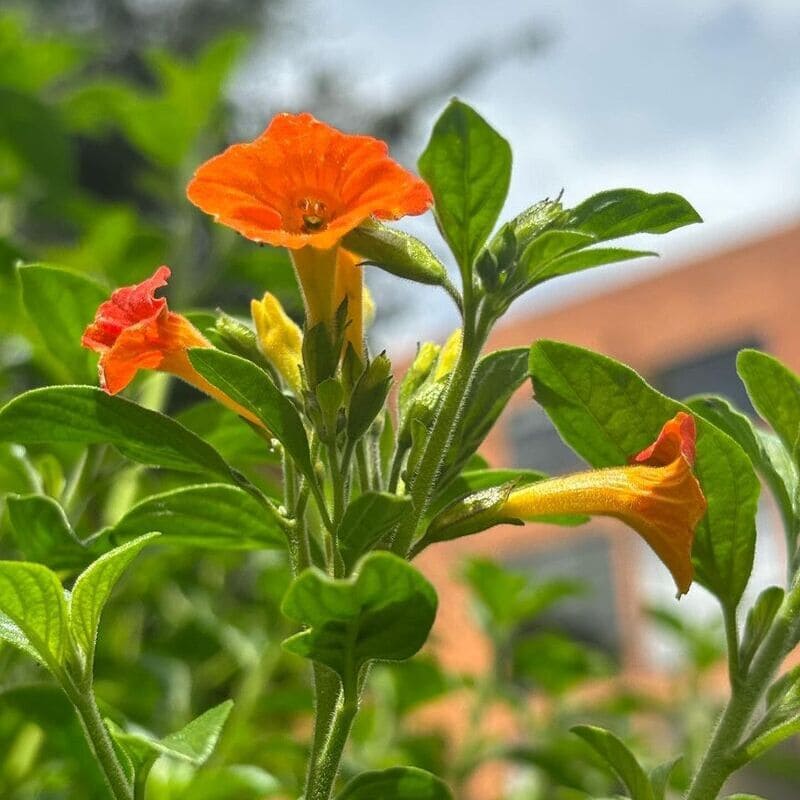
82 266 209 394
503 413 707 596
187 112 432 249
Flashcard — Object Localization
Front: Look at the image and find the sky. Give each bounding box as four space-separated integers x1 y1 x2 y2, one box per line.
233 0 800 354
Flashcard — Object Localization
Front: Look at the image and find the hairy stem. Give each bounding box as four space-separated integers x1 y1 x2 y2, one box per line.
64 682 132 800
392 327 483 556
686 580 800 800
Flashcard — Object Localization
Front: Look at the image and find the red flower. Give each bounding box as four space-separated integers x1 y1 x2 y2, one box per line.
82 267 263 427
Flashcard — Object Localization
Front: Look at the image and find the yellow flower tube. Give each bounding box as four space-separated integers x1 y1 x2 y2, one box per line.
503 413 707 596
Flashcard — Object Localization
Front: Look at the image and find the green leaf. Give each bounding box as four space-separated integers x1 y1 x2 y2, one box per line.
338 767 453 800
737 350 800 464
422 483 522 548
69 533 159 666
529 340 760 607
188 348 313 478
160 700 233 765
419 100 511 270
571 725 655 800
740 586 784 671
462 557 583 632
0 386 235 481
110 700 233 768
514 632 610 694
650 757 681 800
688 395 799 548
0 560 69 671
564 188 702 240
17 264 107 383
527 246 656 285
281 552 437 680
347 353 393 442
106 484 284 550
6 494 89 570
439 347 529 485
338 492 412 571
343 220 447 286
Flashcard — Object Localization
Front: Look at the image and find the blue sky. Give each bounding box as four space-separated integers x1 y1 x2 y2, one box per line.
234 0 800 352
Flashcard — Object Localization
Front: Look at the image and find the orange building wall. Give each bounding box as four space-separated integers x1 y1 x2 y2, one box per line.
410 221 800 798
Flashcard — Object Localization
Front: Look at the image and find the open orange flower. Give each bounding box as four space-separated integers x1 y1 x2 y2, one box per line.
82 266 263 427
502 413 707 595
186 112 432 357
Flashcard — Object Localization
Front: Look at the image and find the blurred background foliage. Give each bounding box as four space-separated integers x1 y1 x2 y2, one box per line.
0 3 785 799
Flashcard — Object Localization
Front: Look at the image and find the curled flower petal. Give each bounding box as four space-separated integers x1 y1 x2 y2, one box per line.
82 267 265 428
186 112 432 250
502 413 707 595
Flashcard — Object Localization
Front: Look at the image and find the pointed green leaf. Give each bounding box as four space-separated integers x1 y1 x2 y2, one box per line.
419 100 511 270
531 246 656 283
109 700 233 769
529 340 760 607
737 350 800 465
564 189 702 240
338 767 453 800
0 614 42 663
688 394 799 548
17 263 107 383
0 386 235 480
740 586 784 671
69 533 159 665
188 348 313 479
281 552 437 679
571 725 654 800
159 700 233 764
106 484 284 550
0 561 68 671
338 492 412 570
650 757 681 800
6 494 89 570
438 347 529 486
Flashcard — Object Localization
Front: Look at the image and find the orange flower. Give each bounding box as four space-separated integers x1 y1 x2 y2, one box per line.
186 112 432 250
502 413 707 595
82 267 263 427
186 112 432 357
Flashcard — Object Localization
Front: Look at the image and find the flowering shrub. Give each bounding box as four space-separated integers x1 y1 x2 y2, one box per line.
0 99 798 800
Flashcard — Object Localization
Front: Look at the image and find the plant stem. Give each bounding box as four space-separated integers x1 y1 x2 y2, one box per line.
392 325 484 556
356 439 372 492
306 684 358 800
64 681 132 800
685 580 800 800
723 604 741 689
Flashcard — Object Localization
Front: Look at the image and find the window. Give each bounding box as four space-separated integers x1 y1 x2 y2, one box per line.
506 535 621 658
507 405 584 475
654 337 762 413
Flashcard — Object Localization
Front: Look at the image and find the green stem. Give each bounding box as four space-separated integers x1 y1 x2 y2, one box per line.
723 605 741 689
356 439 372 492
392 326 484 556
64 681 132 800
387 443 409 494
306 684 358 800
686 581 800 800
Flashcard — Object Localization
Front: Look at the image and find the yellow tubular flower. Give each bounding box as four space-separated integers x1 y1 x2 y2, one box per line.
434 329 463 381
251 293 304 394
502 413 707 596
333 249 365 358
